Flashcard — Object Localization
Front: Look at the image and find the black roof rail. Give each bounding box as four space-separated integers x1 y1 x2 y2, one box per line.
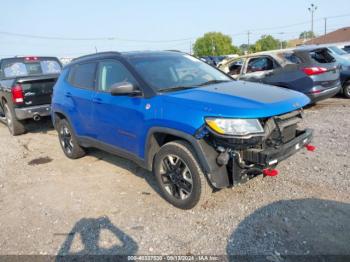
72 51 121 62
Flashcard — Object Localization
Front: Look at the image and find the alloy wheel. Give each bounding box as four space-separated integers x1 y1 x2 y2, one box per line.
159 155 193 200
59 125 74 154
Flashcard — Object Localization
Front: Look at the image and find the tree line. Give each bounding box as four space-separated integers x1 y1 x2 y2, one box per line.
193 31 316 57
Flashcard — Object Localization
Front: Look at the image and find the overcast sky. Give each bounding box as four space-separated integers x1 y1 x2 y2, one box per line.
0 0 349 58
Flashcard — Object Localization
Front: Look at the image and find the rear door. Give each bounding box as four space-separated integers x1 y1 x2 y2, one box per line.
240 56 278 82
65 62 97 137
264 52 313 94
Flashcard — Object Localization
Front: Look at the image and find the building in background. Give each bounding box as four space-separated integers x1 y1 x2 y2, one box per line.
305 27 350 45
287 38 311 48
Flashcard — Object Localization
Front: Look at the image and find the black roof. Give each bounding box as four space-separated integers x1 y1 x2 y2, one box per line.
71 51 121 62
69 50 183 67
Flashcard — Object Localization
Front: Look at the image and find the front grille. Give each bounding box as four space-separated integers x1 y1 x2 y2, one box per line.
281 124 297 143
264 110 302 147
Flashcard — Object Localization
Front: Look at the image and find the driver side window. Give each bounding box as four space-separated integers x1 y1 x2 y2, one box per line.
97 60 137 92
228 58 245 76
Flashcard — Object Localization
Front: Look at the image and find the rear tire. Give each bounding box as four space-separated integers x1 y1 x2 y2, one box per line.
153 140 212 209
3 102 26 136
57 119 86 159
343 82 350 98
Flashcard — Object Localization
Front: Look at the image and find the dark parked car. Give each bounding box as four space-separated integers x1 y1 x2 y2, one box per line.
51 51 313 209
325 45 350 60
343 45 350 53
218 47 341 103
0 56 62 135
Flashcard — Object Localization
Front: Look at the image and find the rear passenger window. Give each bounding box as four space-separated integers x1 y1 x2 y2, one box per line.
69 63 97 89
97 60 137 92
310 49 336 64
246 57 275 73
282 53 302 64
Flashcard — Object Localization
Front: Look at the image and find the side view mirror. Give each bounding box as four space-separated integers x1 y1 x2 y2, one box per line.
110 82 141 96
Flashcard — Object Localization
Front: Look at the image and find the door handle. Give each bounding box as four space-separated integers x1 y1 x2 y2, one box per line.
92 98 103 104
65 92 72 97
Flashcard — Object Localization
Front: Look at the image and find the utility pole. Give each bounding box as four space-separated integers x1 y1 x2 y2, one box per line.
324 17 327 35
211 38 215 56
247 31 251 54
278 32 284 49
308 4 318 37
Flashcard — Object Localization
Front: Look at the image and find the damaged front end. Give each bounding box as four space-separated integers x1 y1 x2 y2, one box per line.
195 110 313 188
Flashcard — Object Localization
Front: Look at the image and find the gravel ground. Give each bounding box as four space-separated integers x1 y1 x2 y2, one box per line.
0 97 349 257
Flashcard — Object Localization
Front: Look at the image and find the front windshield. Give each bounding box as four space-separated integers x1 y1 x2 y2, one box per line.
128 53 231 91
329 46 348 56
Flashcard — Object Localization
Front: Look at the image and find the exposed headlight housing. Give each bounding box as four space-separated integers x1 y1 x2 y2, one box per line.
205 118 264 137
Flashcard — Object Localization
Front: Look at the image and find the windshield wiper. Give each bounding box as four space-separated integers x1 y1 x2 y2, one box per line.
159 86 197 93
197 80 231 86
159 80 231 92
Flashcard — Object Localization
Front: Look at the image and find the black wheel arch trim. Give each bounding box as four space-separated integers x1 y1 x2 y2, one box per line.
52 110 74 130
145 127 230 189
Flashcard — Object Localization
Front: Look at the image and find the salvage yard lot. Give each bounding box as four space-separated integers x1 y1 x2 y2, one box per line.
0 98 349 256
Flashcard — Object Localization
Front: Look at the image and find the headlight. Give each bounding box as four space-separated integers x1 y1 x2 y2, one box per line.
205 118 264 136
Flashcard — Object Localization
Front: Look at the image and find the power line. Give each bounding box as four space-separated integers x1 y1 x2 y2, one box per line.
249 20 312 32
326 13 350 19
0 30 195 43
247 13 350 33
0 13 348 45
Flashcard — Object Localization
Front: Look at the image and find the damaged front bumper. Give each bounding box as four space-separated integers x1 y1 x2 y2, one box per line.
197 110 314 189
242 128 313 167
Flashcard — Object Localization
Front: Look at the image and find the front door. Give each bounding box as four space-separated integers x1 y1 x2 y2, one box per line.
91 59 148 156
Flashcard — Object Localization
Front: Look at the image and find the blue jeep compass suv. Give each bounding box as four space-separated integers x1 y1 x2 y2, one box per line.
52 51 313 209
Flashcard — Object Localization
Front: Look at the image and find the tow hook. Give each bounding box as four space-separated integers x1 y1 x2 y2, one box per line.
263 168 279 177
305 144 316 152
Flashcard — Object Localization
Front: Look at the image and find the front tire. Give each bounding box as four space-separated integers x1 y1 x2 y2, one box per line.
3 102 26 136
57 119 86 159
153 140 211 209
